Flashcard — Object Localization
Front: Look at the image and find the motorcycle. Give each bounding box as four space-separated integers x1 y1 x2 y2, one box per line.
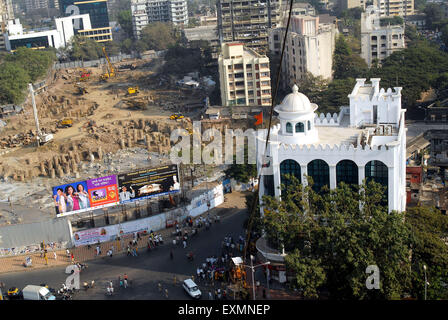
83 280 95 291
186 252 194 261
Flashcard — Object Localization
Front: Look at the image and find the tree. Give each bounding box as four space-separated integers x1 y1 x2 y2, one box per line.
424 3 445 30
406 206 448 299
70 36 103 61
332 35 368 80
320 78 356 113
117 10 134 39
140 22 180 51
261 177 412 299
0 63 31 104
5 47 55 82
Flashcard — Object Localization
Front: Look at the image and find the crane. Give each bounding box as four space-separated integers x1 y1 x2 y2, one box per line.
28 83 53 145
100 46 115 81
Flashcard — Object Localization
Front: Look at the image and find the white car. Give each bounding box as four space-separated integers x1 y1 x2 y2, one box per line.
182 279 201 299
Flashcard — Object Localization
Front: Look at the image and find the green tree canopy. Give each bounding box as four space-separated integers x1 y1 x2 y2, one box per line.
117 10 134 39
261 176 412 299
332 35 368 80
140 22 180 51
0 63 31 104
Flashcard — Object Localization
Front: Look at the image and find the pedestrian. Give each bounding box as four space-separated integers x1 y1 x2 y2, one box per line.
44 253 48 265
158 283 162 292
165 288 169 299
132 248 137 256
71 253 74 264
127 246 131 256
262 288 266 299
66 249 70 258
183 240 187 248
53 251 57 260
118 276 123 287
209 291 213 300
96 245 100 256
124 279 128 288
170 250 174 260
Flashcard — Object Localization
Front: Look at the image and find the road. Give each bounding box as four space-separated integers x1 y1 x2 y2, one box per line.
0 207 247 300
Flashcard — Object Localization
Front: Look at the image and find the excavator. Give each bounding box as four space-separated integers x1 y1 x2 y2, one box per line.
100 47 115 82
127 86 139 96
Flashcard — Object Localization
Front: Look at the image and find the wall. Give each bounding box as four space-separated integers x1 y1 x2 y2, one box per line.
0 217 72 255
71 184 224 246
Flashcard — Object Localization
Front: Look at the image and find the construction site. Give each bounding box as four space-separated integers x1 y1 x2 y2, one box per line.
0 50 220 225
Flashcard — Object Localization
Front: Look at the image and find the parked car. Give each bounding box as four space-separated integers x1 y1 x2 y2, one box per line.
182 279 201 299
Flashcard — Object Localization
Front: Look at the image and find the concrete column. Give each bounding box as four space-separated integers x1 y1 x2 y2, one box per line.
300 164 308 187
329 164 337 189
358 165 365 185
388 166 395 213
273 164 281 198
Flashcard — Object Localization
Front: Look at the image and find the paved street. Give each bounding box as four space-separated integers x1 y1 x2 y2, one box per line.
0 204 247 300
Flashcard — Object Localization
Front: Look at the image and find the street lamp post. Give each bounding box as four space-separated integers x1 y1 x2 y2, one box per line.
423 264 427 300
242 257 270 300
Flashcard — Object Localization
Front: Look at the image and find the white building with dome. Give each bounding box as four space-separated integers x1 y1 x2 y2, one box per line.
256 78 407 212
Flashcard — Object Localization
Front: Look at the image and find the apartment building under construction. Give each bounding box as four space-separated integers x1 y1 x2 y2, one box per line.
217 0 283 54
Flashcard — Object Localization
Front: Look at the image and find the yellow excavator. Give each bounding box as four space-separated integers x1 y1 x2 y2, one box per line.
100 47 115 82
127 86 139 96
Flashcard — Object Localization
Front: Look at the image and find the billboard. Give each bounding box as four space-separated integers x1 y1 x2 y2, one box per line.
53 176 120 217
87 175 119 208
117 164 180 203
52 180 91 217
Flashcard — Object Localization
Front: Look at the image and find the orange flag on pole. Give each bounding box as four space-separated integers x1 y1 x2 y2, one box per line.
254 111 263 126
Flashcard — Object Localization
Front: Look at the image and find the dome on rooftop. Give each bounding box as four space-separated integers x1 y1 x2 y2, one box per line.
275 84 316 114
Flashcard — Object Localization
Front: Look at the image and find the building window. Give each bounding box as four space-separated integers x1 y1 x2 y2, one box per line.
307 120 311 130
336 160 359 186
286 122 292 133
295 122 304 133
365 160 388 204
307 159 330 193
280 159 301 189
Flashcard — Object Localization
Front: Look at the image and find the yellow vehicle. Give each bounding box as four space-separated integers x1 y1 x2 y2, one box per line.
127 86 139 96
75 83 88 95
100 47 115 82
59 119 73 128
170 113 184 120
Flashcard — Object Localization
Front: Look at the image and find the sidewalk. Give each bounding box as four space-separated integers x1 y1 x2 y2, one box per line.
0 192 247 275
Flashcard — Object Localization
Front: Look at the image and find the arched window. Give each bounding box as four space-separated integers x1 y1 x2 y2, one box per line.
336 160 359 186
286 122 292 133
307 159 330 193
307 120 311 130
365 160 388 204
365 160 388 186
295 122 304 133
280 159 301 189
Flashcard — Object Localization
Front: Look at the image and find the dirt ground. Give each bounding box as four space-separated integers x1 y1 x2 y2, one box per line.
0 56 205 183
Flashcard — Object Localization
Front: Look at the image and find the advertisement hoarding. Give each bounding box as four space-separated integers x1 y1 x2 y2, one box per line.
53 180 91 217
117 164 180 204
87 175 119 208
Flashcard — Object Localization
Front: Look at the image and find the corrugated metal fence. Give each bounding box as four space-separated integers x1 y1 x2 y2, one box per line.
0 218 72 255
53 53 136 70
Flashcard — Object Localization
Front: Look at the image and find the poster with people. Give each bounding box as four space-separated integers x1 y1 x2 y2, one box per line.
86 175 120 208
52 181 91 217
117 164 180 204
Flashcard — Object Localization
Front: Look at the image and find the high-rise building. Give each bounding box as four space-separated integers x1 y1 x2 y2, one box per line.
0 0 13 50
25 0 49 11
361 6 405 67
337 0 365 11
218 42 272 107
130 0 188 39
216 0 283 54
268 15 338 87
59 0 113 42
373 0 414 17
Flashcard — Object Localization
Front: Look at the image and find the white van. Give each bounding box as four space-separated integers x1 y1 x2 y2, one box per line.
182 279 201 299
22 285 56 301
